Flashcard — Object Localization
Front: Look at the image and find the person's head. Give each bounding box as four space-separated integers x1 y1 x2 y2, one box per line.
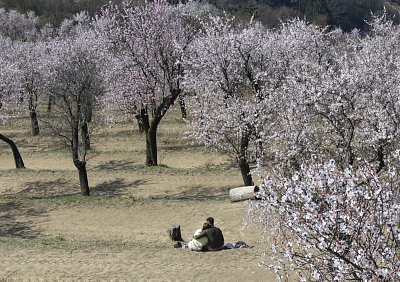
206 217 214 227
202 222 211 230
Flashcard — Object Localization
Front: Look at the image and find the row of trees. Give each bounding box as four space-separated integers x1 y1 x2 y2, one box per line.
0 0 127 26
184 13 400 279
0 1 399 280
1 0 400 31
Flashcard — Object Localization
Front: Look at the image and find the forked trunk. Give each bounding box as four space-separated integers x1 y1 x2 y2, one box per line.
0 133 25 169
30 110 40 136
143 88 181 166
74 160 90 196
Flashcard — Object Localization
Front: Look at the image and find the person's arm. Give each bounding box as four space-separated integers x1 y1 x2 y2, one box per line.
193 229 209 239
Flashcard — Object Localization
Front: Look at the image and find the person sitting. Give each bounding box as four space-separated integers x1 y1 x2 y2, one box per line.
193 217 224 251
187 222 212 251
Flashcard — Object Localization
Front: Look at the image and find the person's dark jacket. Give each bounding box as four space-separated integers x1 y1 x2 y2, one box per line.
193 227 224 250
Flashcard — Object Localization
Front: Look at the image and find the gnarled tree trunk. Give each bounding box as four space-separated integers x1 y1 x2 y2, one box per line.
0 133 25 169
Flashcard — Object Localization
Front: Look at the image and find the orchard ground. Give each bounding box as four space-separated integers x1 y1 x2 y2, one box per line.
0 107 275 281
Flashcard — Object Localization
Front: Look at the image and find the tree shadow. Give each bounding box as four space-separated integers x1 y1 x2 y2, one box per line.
0 201 47 239
93 160 143 171
150 185 230 201
91 178 147 196
14 178 78 198
161 143 203 152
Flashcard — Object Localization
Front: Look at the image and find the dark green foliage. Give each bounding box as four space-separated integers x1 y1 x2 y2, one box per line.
324 0 386 31
207 0 398 31
0 0 399 30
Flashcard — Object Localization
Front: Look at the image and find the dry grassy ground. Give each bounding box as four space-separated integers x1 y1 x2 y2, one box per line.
0 107 274 281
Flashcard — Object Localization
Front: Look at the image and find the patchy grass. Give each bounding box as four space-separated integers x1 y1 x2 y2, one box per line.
0 106 273 281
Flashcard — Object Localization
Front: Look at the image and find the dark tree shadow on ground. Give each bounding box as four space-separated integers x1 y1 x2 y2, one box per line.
93 160 143 171
15 178 78 198
150 185 230 201
91 178 147 196
0 201 47 239
161 143 203 152
16 177 146 198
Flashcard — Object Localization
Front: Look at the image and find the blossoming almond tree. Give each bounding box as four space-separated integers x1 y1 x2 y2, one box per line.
12 40 49 136
247 16 400 281
95 0 196 166
0 8 38 41
273 14 400 172
0 35 25 168
183 15 284 186
256 20 350 172
248 161 400 281
0 8 50 136
44 28 105 195
355 15 400 172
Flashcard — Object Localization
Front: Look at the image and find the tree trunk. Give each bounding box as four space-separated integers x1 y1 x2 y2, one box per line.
376 144 385 173
30 110 40 136
143 109 158 166
81 122 91 150
146 125 158 166
140 108 153 166
0 133 25 169
239 157 253 186
47 95 53 113
74 160 90 196
178 94 187 119
347 145 355 167
238 132 253 186
71 114 90 196
135 112 145 133
140 89 182 166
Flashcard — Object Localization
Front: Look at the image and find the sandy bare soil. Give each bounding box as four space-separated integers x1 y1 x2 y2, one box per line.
0 108 274 281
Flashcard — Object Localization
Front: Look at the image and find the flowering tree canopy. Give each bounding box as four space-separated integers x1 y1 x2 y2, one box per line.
44 24 105 195
246 14 400 281
0 8 38 41
95 0 196 166
248 161 400 281
0 36 21 123
183 15 280 186
12 40 50 135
